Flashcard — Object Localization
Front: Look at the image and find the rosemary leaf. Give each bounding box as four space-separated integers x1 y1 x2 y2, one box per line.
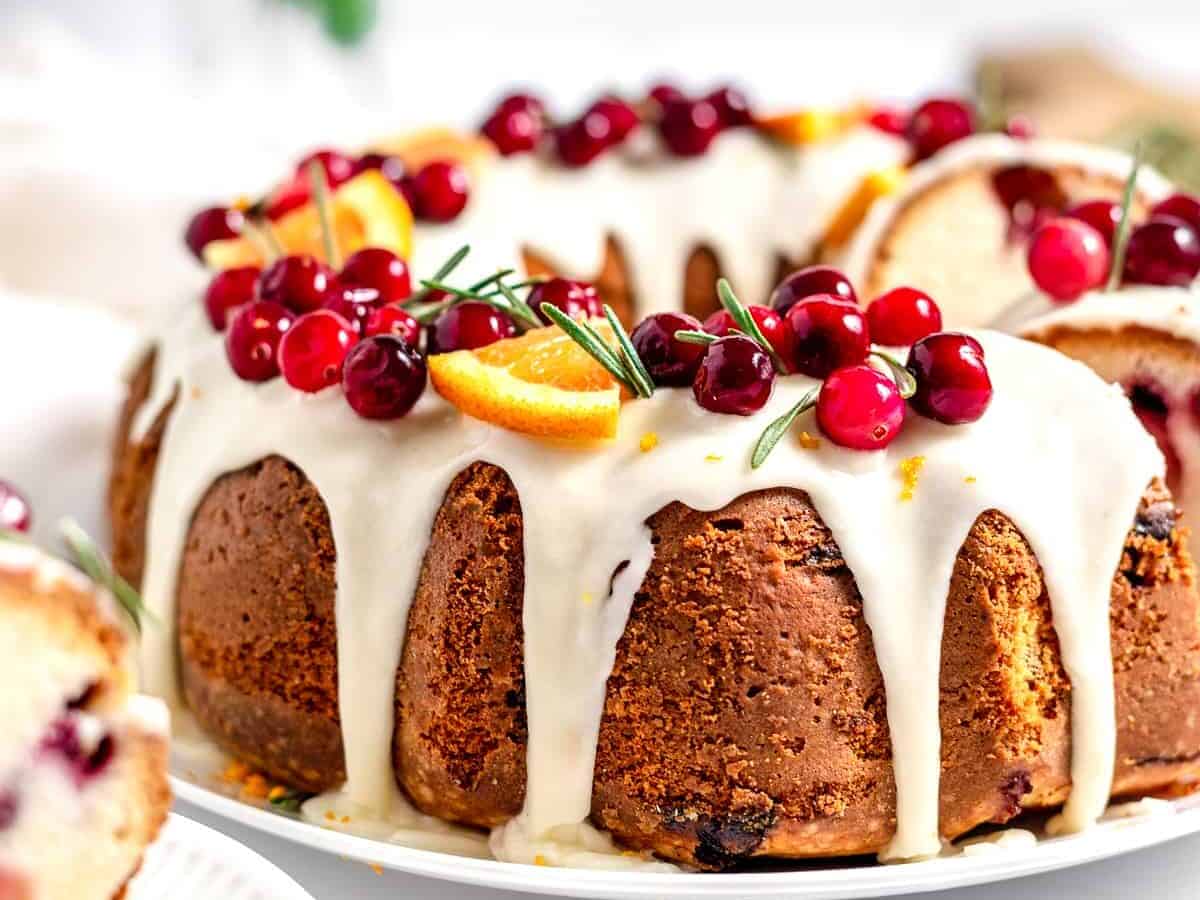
494 280 543 330
467 269 515 294
539 303 637 394
716 279 788 373
268 788 314 813
871 350 918 399
752 389 818 469
602 305 655 399
1107 143 1143 292
60 519 152 634
307 159 340 268
405 245 472 305
674 329 719 346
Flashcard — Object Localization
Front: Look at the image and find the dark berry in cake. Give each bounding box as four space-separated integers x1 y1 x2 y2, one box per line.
817 365 906 450
342 335 427 420
907 332 993 425
225 301 294 382
630 312 707 386
693 335 775 415
785 295 870 378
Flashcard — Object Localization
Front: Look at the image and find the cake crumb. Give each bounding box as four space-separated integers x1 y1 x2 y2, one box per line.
798 430 821 450
898 455 926 501
639 431 659 452
534 854 548 867
325 810 338 822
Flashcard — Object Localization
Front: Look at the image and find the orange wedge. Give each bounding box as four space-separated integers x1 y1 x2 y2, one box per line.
755 105 867 145
367 127 495 180
203 170 413 269
821 165 908 249
429 322 623 440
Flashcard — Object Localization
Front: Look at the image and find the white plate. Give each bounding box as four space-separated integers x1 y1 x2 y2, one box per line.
129 814 315 900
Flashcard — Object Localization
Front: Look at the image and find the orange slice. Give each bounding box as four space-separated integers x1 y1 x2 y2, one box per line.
203 170 413 269
367 127 495 180
821 165 908 249
755 104 868 145
428 322 623 440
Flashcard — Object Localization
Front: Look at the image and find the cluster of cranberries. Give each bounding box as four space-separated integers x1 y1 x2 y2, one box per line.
869 96 1034 163
629 267 992 450
1027 191 1200 301
478 83 754 166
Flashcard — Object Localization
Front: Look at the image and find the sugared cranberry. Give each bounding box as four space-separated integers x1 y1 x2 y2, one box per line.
340 247 411 303
785 295 870 378
907 332 993 425
354 152 405 182
702 305 794 369
769 265 857 316
1027 217 1110 302
1151 193 1200 234
482 104 545 156
429 301 516 353
816 365 906 450
706 85 752 128
323 286 380 336
1004 114 1036 140
0 790 17 830
648 82 686 107
225 301 293 382
630 311 707 386
693 335 775 415
0 481 31 533
411 161 470 222
589 97 640 141
184 206 243 261
278 309 357 392
658 98 722 157
555 114 614 167
203 265 260 331
365 303 421 345
907 97 975 161
1124 216 1200 287
342 335 427 420
868 106 908 136
296 148 356 189
866 287 943 345
530 278 602 324
1064 199 1123 247
257 254 336 313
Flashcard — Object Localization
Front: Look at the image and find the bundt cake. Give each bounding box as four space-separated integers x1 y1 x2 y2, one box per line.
0 536 170 899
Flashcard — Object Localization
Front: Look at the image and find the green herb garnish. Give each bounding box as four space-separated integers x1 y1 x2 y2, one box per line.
307 159 340 269
539 303 652 398
1107 143 1144 292
751 389 819 469
871 350 918 399
715 279 787 373
269 788 315 814
60 519 152 634
673 329 719 346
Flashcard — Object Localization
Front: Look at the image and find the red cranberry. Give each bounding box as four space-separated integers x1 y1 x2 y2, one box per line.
1027 217 1110 301
265 175 310 220
769 265 857 316
906 332 993 425
496 92 546 119
1124 216 1200 287
866 287 943 345
659 98 722 157
323 286 380 336
278 309 358 392
257 254 337 313
340 247 411 303
702 305 794 369
411 160 470 222
589 96 640 141
816 365 906 450
0 481 31 533
296 148 356 189
1004 114 1036 139
785 295 870 378
203 266 260 331
693 335 775 415
482 104 544 156
342 335 427 420
184 206 243 261
868 106 908 136
648 83 686 106
991 166 1066 243
1152 193 1200 234
364 303 421 345
394 175 420 212
530 278 602 324
907 97 975 161
354 152 405 181
225 301 293 382
429 301 516 353
1131 382 1183 490
40 716 116 784
555 113 615 167
630 312 707 386
705 85 752 128
1064 199 1123 247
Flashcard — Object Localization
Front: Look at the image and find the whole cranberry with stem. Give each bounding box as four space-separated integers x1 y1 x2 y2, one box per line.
482 103 544 156
1151 193 1200 234
706 85 752 127
1123 216 1200 287
257 254 336 313
630 311 707 386
703 305 794 369
225 301 293 382
866 287 943 345
588 96 640 141
411 160 470 222
203 265 260 331
530 278 602 324
816 365 906 450
340 247 412 303
278 309 358 393
1027 217 1110 302
0 481 31 533
769 265 857 316
354 152 405 181
659 98 722 157
323 286 381 336
365 303 421 345
868 106 908 136
184 206 243 261
429 301 516 353
693 335 775 415
906 332 993 425
296 148 356 189
342 335 427 420
555 113 615 167
906 97 975 161
1064 199 1123 247
785 295 870 378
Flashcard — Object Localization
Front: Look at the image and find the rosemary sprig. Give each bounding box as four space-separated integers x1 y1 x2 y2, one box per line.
0 528 29 544
539 303 650 397
493 280 543 330
417 278 542 330
60 519 152 634
752 388 819 469
269 788 314 814
871 350 917 399
307 159 340 268
674 329 719 346
1107 143 1144 292
405 245 472 306
715 279 788 373
602 304 656 398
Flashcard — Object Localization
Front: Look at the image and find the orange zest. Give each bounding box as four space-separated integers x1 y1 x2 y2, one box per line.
428 321 623 441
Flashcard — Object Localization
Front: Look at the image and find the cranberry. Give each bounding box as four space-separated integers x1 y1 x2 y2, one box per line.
1151 193 1200 234
1027 217 1111 302
702 305 794 368
648 82 686 106
40 717 115 783
411 160 470 222
354 152 405 181
769 265 857 316
342 335 427 420
184 206 243 261
278 309 357 392
340 247 411 303
785 295 870 378
0 790 16 830
323 286 380 336
496 92 546 119
203 266 260 331
705 85 752 128
264 175 310 220
866 287 943 345
429 301 516 353
991 166 1066 243
1123 216 1200 287
659 98 722 157
1131 382 1183 490
816 365 906 450
1064 199 1123 247
530 278 602 324
555 113 615 167
482 104 545 156
257 254 337 313
0 481 31 533
693 335 775 415
296 148 356 189
588 96 640 141
630 312 707 386
394 175 420 212
907 97 975 161
364 303 420 345
225 301 293 382
1004 114 1036 139
868 106 908 136
907 332 993 425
